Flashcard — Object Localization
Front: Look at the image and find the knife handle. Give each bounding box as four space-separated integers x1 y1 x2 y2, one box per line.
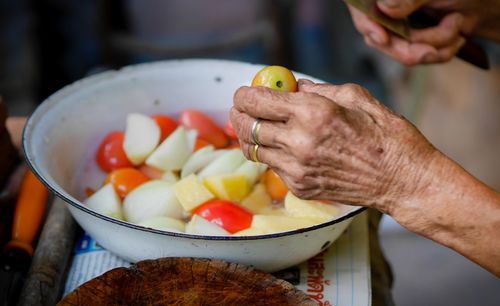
408 10 490 70
4 170 49 257
456 41 490 70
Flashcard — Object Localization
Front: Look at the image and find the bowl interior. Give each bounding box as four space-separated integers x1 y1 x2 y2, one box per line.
24 59 361 237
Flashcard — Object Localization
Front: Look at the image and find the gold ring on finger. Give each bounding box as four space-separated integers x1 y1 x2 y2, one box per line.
251 144 260 163
251 118 262 145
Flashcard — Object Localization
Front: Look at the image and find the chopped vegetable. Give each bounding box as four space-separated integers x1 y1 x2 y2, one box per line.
151 114 178 141
193 199 253 233
123 180 184 223
174 174 215 211
224 120 238 141
262 169 288 201
179 109 229 148
104 167 150 198
96 131 133 172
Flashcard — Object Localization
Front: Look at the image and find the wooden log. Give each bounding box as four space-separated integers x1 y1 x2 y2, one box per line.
17 199 78 306
59 257 317 306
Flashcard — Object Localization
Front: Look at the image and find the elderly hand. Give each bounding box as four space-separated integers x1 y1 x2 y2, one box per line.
230 80 438 214
347 0 500 66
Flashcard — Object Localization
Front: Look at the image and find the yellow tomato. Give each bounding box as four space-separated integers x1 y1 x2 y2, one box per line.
251 65 297 92
262 169 288 201
104 168 150 199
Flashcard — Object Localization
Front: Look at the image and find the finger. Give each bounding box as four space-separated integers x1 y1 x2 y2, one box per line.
348 5 390 45
239 140 289 169
298 82 357 109
230 108 288 149
297 79 315 86
298 82 388 121
409 13 464 48
233 86 295 121
273 168 320 199
423 36 466 64
377 0 429 19
365 34 438 66
298 81 380 112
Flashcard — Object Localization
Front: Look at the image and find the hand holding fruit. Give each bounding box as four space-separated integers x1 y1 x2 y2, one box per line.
231 72 440 214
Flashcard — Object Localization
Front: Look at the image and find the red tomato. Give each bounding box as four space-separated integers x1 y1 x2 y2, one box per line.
104 168 149 198
224 120 238 141
262 169 288 201
151 114 178 141
194 200 253 233
179 110 229 148
96 131 133 172
194 138 210 152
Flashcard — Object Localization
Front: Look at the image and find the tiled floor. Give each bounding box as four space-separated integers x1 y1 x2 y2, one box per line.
379 217 500 306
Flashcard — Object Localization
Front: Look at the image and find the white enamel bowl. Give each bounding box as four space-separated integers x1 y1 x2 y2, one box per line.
23 59 364 272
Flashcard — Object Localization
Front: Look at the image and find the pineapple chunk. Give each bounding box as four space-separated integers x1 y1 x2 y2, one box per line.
284 192 339 223
251 215 320 234
240 183 272 214
174 174 214 211
203 174 250 202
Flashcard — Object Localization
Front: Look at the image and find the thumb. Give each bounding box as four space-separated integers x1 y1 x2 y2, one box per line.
377 0 428 19
297 78 315 90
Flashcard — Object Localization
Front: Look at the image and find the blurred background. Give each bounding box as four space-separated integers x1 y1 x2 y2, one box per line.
1 0 499 305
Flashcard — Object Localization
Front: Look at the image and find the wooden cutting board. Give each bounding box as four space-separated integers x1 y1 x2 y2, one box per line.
58 257 317 306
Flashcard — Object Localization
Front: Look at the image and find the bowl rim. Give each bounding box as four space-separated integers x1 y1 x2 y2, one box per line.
22 58 366 241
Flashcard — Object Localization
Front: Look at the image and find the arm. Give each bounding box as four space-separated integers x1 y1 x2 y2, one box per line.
393 149 500 275
231 80 500 275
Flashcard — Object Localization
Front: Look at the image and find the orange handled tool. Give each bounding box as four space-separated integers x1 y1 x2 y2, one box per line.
4 170 49 257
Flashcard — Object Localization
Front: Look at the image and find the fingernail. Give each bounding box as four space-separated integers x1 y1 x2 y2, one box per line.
298 79 314 86
368 32 384 45
377 0 399 8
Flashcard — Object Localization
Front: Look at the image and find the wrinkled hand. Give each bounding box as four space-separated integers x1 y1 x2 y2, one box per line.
231 80 438 213
348 0 500 66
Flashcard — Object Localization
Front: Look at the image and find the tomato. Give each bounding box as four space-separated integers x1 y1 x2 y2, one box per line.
104 168 150 198
224 120 238 141
138 164 164 180
179 110 229 148
226 142 241 149
251 65 297 92
193 200 253 233
151 114 178 141
194 138 210 152
262 169 288 201
96 131 133 172
85 187 95 197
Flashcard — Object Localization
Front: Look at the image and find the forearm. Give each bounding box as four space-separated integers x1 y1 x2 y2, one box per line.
390 151 500 276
